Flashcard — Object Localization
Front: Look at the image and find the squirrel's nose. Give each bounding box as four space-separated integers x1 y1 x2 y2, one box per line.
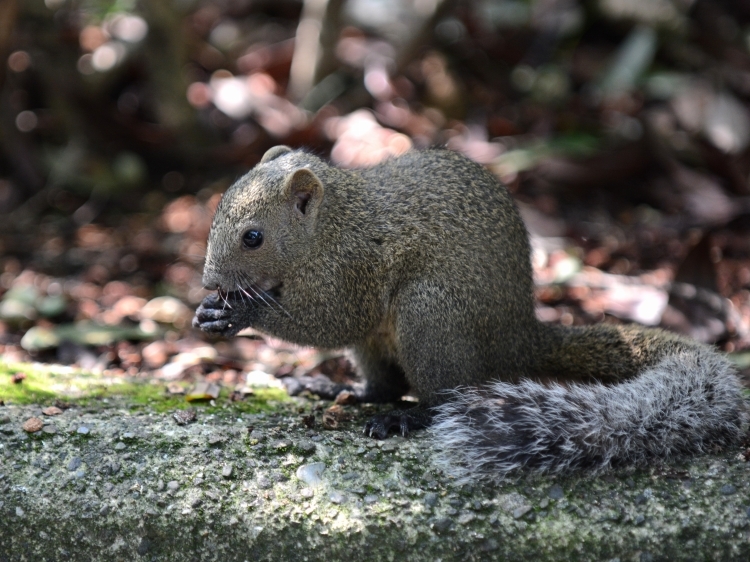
201 270 222 291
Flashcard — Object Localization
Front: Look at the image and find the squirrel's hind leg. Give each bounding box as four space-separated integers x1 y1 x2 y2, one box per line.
352 338 433 438
284 339 410 403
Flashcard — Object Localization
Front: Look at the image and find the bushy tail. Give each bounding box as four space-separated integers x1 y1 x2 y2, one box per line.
429 347 744 482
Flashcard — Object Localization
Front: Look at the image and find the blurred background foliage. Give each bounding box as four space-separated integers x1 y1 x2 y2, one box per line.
4 0 750 376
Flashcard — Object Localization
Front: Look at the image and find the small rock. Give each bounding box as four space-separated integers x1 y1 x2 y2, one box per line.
381 441 398 453
329 490 346 504
364 495 378 504
191 495 203 508
634 514 646 526
257 475 272 489
296 462 326 487
432 518 452 533
721 484 737 495
424 492 439 507
22 417 43 433
67 457 82 471
480 539 499 552
173 409 197 425
41 425 56 434
15 507 24 517
76 426 90 435
42 406 63 416
122 432 136 440
512 506 532 519
297 440 316 455
166 480 180 491
300 488 314 498
137 536 151 556
114 442 126 451
547 484 564 500
458 513 475 524
208 434 224 447
222 464 234 479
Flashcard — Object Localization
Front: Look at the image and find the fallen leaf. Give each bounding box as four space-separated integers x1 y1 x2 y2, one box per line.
322 405 352 430
22 417 43 432
41 406 63 416
334 390 357 405
166 382 186 395
185 382 220 402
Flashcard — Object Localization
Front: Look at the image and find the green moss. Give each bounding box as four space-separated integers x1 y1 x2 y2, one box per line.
0 362 67 403
0 360 291 416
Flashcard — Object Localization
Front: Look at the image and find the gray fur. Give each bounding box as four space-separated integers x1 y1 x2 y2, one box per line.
195 146 745 481
430 347 744 482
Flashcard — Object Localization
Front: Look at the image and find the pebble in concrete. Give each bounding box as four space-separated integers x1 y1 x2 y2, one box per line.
548 485 564 500
296 462 326 487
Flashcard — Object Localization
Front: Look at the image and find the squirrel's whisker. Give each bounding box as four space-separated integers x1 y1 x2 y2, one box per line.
244 285 279 316
257 287 292 319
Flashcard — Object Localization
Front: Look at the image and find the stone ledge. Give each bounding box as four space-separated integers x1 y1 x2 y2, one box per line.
1 400 750 562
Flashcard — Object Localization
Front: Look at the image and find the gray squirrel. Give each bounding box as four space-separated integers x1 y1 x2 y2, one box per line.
193 145 743 481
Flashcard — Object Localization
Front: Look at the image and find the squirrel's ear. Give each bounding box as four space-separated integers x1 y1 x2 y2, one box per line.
284 168 324 219
260 145 292 164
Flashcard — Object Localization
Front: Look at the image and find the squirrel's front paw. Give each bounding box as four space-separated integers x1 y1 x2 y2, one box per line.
193 293 244 337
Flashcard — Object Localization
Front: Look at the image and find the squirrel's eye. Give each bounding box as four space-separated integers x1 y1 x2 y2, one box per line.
242 229 264 249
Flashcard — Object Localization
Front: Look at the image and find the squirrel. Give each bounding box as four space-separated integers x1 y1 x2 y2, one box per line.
193 145 744 481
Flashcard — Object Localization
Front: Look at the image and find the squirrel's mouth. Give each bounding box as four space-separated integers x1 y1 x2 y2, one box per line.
218 283 282 305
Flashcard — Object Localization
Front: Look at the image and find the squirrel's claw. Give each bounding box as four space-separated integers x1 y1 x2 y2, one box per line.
364 408 432 439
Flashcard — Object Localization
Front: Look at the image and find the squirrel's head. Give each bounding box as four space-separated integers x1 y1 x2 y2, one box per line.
202 146 325 298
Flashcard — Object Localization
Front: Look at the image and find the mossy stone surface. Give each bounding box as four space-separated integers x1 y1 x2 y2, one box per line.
1 363 750 561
